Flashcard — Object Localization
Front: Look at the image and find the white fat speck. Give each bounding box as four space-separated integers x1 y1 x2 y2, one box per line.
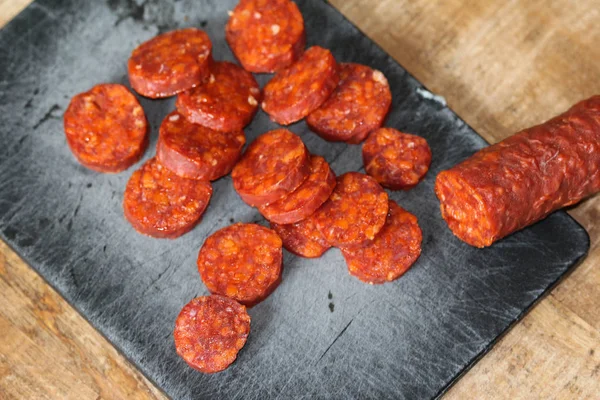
227 10 233 16
248 95 257 106
407 141 415 149
135 64 142 70
261 102 267 108
372 70 388 86
169 114 180 121
254 12 261 19
416 87 447 107
271 24 280 35
250 87 260 95
209 74 215 84
206 113 214 119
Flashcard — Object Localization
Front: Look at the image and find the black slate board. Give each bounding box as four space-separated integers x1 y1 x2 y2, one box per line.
0 1 590 399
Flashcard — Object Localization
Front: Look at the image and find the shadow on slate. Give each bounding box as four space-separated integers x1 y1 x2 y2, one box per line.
0 0 590 399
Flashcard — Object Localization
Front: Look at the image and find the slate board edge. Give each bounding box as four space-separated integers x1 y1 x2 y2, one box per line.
0 1 593 398
0 234 172 399
433 221 590 399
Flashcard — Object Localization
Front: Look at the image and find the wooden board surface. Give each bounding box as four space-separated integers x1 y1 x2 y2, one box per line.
0 0 598 398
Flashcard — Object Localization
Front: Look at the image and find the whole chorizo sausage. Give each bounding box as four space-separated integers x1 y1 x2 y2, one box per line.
435 95 600 248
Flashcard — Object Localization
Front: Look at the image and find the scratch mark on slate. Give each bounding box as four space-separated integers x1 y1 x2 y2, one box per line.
73 192 84 219
110 0 147 27
33 104 61 130
317 319 353 363
141 261 176 296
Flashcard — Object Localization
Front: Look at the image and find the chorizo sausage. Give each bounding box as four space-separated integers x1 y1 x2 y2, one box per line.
363 128 432 190
232 129 310 207
123 158 212 238
435 95 600 248
128 28 212 98
259 155 336 224
271 215 331 258
63 83 148 173
307 63 391 143
313 172 389 249
156 111 245 181
262 46 339 125
341 201 422 284
226 0 305 73
176 61 261 132
197 223 283 306
174 295 250 373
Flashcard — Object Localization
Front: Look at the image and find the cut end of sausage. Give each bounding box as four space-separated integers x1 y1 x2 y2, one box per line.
434 170 495 248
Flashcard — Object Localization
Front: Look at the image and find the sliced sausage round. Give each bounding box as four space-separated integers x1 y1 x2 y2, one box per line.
259 155 336 224
128 28 212 98
232 129 310 207
157 111 245 181
262 46 339 125
64 83 148 173
314 172 388 249
307 63 391 143
123 157 212 238
197 223 283 306
174 295 250 373
176 61 261 132
363 128 432 190
271 215 331 258
341 201 422 284
226 0 305 73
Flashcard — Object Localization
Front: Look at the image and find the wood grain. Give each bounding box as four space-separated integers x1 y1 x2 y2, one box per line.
0 240 166 400
0 0 29 27
1 0 599 398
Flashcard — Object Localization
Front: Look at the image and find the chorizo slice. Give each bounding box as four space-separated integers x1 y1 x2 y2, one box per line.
262 46 339 125
436 95 600 248
363 128 432 190
314 172 389 249
232 129 310 207
123 157 212 238
128 28 212 98
341 201 422 284
176 61 261 132
174 295 250 373
226 0 305 73
307 63 391 143
156 111 245 181
271 215 331 258
63 83 148 173
197 223 283 306
259 155 336 224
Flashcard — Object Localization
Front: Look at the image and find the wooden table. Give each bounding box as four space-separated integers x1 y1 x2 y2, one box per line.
1 0 598 398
